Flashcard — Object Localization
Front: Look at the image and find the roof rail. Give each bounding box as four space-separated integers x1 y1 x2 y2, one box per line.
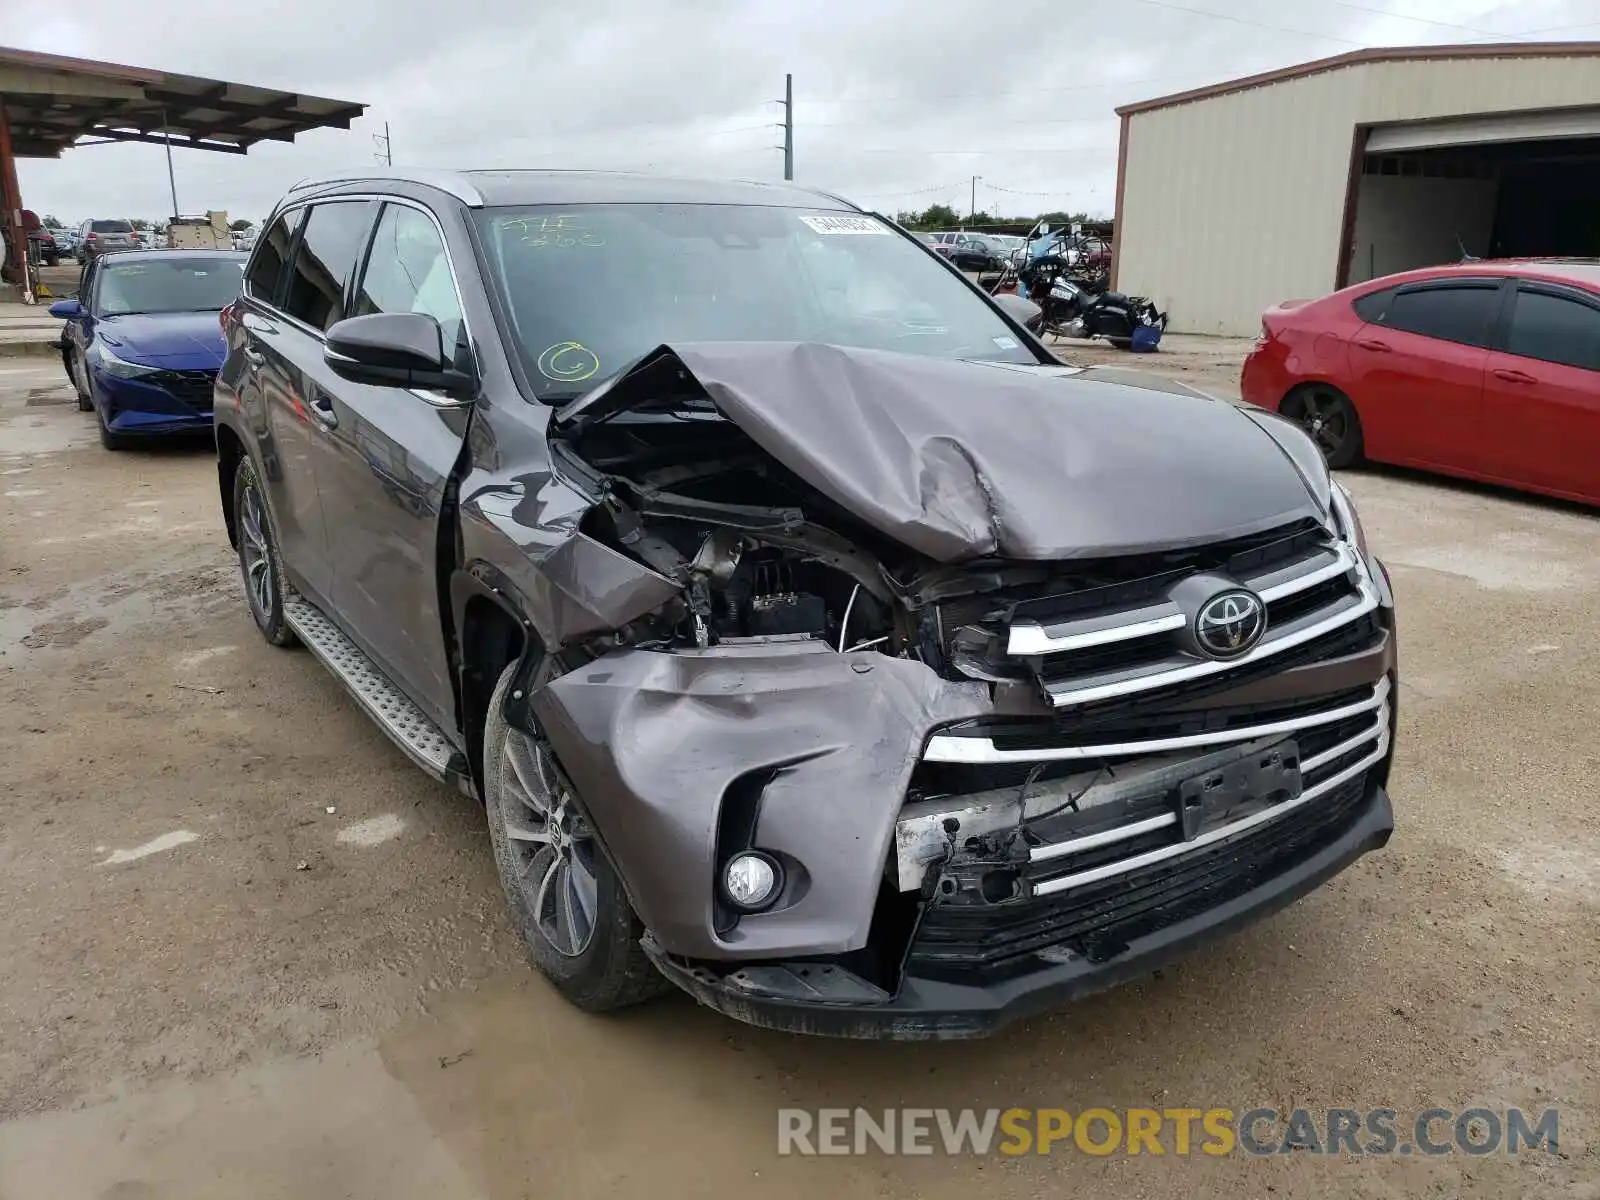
282 169 485 205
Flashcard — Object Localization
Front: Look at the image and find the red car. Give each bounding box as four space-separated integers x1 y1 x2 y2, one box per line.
1241 261 1600 506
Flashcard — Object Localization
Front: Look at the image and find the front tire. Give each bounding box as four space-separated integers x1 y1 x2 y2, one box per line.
232 456 296 647
67 347 92 411
483 661 667 1013
95 402 130 450
1282 384 1363 468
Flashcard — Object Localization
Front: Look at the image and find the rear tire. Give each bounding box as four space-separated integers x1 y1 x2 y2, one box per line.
232 455 297 647
1282 384 1363 468
483 661 668 1013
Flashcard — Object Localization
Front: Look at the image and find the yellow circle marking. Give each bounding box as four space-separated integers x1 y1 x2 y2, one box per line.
536 342 599 383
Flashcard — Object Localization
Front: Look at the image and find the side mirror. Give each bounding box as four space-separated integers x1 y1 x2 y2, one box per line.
48 299 82 319
993 292 1044 335
323 313 472 394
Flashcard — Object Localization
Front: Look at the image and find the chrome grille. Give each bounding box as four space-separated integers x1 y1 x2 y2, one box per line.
894 677 1391 895
1019 542 1375 708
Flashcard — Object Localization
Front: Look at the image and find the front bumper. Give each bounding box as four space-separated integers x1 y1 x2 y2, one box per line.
645 783 1393 1040
94 367 217 436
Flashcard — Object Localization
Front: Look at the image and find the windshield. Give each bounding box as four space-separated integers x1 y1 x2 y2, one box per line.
474 203 1038 399
96 257 245 316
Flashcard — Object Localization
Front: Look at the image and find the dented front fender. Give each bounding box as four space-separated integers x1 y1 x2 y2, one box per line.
530 639 991 960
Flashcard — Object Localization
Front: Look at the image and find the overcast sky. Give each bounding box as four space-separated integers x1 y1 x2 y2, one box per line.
10 0 1600 225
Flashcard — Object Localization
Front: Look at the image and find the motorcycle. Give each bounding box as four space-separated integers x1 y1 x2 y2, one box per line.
1041 276 1166 349
1016 233 1165 350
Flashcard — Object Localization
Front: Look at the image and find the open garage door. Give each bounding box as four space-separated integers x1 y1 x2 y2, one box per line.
1343 109 1600 285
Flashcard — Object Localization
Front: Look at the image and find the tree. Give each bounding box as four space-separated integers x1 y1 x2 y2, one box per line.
229 218 253 232
129 218 152 231
42 215 64 230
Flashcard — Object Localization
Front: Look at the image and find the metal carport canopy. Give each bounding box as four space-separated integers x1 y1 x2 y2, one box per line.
0 44 365 299
1367 107 1600 153
0 44 366 158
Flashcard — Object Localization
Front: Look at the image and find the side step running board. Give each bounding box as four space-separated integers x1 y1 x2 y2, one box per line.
283 594 468 786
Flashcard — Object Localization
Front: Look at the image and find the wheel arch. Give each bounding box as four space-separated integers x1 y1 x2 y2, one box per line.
452 566 535 800
216 423 246 550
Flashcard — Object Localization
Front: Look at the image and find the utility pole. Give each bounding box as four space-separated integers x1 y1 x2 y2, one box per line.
162 108 178 218
969 175 979 229
775 74 794 181
374 122 392 167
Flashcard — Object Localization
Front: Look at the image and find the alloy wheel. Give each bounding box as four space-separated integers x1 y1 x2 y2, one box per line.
239 482 275 620
499 727 599 958
1292 388 1350 458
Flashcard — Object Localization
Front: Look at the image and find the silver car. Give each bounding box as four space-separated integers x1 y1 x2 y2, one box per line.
76 218 137 262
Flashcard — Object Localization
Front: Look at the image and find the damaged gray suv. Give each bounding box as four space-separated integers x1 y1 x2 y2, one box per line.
216 170 1397 1039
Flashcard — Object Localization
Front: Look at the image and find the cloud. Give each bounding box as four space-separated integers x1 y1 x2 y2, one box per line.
9 0 1596 224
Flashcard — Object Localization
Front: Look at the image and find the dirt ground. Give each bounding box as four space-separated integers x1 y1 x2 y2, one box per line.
1 349 1597 1199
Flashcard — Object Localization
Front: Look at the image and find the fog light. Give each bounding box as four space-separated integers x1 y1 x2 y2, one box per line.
723 852 781 911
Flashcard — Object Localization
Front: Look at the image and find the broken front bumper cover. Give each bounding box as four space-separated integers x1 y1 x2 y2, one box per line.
642 783 1394 1040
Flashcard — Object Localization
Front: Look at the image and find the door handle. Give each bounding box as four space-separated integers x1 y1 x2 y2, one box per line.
308 393 339 428
1355 338 1391 352
1492 367 1537 385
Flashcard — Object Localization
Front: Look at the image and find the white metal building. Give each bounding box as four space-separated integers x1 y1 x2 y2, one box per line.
1111 43 1600 336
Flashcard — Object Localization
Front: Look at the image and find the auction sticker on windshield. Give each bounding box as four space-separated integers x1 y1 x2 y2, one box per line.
799 214 890 235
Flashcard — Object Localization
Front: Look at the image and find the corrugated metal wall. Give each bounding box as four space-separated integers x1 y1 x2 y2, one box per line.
1117 54 1600 337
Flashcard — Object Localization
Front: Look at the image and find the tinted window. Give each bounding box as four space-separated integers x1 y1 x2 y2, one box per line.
1505 289 1600 371
91 220 132 233
283 201 376 331
245 208 305 306
1352 288 1393 323
351 204 465 356
1381 285 1498 347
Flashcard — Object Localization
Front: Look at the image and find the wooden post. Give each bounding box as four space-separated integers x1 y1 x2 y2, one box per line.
0 96 30 300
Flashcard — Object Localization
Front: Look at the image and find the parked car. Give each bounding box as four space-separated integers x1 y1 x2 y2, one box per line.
216 169 1395 1039
926 231 1006 273
1242 260 1600 505
28 227 60 266
54 229 79 254
49 249 246 448
75 218 138 262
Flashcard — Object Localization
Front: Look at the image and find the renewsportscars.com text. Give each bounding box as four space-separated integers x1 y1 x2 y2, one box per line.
777 1106 1559 1157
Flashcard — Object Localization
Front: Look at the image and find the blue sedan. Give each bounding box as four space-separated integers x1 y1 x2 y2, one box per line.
51 249 247 450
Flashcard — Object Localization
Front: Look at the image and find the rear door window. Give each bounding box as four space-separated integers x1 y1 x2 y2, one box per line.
282 201 377 332
1379 284 1500 347
245 208 305 308
1505 287 1600 371
1351 288 1393 323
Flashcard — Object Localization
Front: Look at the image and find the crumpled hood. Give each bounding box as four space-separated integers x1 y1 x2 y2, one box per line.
98 312 226 366
560 342 1330 562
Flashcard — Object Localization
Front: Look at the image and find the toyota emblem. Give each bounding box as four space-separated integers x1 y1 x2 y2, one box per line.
1195 590 1267 659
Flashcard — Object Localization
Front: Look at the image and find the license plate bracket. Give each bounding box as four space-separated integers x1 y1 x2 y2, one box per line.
1176 740 1301 841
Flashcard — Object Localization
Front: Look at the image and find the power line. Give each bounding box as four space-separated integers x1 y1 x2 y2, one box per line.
854 181 964 199
1509 18 1600 36
1313 0 1502 37
1123 0 1365 46
798 70 1218 106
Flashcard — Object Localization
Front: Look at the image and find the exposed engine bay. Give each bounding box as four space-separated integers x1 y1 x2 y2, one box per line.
488 341 1395 1036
